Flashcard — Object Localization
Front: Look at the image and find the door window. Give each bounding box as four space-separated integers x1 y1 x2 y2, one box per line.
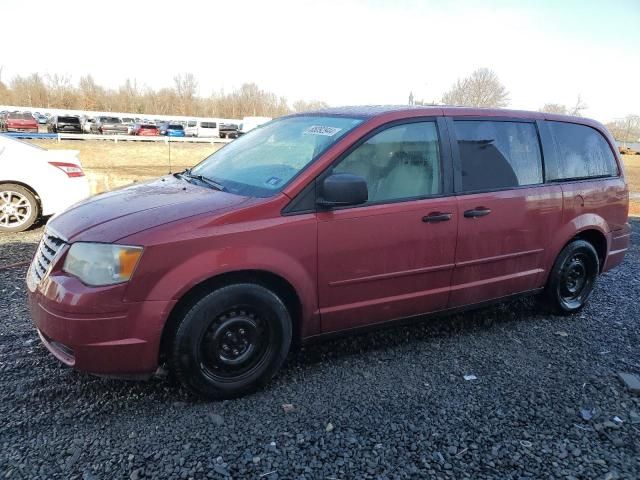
333 122 441 203
454 120 543 192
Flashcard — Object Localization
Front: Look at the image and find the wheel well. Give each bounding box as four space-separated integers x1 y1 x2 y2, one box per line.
573 229 607 272
0 181 42 213
159 270 303 363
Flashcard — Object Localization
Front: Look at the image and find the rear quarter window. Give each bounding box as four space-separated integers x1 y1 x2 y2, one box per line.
547 122 618 180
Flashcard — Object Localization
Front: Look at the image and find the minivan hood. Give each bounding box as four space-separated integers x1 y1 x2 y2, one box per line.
49 175 254 243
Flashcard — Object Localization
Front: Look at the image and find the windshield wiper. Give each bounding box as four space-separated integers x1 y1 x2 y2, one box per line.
178 169 225 191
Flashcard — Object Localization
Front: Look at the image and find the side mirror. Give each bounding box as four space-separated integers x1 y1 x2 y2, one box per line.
317 173 368 208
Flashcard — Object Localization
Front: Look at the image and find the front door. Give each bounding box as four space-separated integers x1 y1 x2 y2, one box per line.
447 118 563 307
317 120 458 333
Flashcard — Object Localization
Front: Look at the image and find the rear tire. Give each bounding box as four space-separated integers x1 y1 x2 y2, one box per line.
0 184 39 232
541 239 599 315
169 283 292 399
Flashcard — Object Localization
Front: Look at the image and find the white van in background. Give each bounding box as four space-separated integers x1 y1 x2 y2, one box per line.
185 120 219 138
239 116 272 135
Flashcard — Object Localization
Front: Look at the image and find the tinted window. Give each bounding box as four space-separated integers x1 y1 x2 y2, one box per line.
8 113 33 120
454 120 542 192
168 124 183 130
201 122 217 128
547 121 618 180
58 116 80 124
334 122 441 203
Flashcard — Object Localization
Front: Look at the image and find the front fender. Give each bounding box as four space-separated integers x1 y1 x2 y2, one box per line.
123 214 319 335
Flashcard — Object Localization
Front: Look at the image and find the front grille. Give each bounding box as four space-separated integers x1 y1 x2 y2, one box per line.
28 230 66 287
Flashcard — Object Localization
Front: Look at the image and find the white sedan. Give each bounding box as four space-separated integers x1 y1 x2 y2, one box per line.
0 135 90 232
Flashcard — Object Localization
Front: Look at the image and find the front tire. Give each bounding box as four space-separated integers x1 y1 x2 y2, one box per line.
542 240 599 315
0 184 39 232
169 283 292 399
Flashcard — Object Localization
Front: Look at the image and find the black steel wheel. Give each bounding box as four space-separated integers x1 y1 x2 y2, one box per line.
542 239 599 315
169 283 292 399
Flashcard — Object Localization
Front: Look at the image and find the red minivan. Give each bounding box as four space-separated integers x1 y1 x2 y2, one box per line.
27 106 630 399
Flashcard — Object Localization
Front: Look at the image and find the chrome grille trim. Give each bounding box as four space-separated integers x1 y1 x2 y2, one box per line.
27 229 67 290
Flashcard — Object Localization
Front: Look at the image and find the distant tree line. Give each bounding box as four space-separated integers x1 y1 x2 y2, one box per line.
0 70 328 118
1 67 638 141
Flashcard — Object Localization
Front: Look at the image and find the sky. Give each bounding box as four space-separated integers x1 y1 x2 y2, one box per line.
1 0 639 122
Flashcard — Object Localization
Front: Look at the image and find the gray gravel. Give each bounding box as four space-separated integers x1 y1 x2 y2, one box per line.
1 222 639 479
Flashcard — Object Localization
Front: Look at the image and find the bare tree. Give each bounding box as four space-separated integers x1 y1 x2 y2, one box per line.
292 100 329 112
539 95 587 117
47 74 77 109
441 68 509 108
569 94 587 116
0 66 11 104
606 115 640 144
10 73 49 107
539 103 568 115
174 73 198 115
0 70 329 119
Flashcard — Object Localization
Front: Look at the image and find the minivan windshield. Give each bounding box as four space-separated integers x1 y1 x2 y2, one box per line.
190 115 363 197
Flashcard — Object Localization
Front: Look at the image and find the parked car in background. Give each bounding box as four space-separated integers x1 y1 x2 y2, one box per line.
0 134 89 232
24 106 629 399
47 115 83 134
184 119 219 137
238 116 272 135
121 117 136 134
36 114 48 125
219 123 239 139
131 123 159 136
619 144 640 155
0 112 38 133
91 116 128 135
82 118 94 133
158 123 185 137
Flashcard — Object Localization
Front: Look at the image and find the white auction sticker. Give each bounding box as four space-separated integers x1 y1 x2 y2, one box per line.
303 125 343 136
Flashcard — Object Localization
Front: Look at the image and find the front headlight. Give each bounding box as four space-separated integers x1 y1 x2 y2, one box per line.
63 243 143 286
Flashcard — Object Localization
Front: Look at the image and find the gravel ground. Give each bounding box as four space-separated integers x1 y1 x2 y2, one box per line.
1 222 639 480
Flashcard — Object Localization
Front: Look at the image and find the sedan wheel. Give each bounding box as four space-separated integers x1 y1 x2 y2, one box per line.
0 185 39 232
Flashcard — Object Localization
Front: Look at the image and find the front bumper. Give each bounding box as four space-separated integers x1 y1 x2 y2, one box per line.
7 127 38 132
28 270 174 377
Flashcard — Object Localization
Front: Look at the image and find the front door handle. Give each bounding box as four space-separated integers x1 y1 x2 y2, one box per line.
423 212 452 223
464 207 491 218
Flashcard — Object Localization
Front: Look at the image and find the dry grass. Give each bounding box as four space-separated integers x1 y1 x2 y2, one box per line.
26 139 223 193
622 155 640 217
27 139 221 170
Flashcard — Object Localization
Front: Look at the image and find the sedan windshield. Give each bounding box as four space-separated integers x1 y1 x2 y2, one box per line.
190 115 363 197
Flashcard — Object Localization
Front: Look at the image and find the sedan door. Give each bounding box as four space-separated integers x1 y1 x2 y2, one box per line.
317 119 458 333
447 118 563 308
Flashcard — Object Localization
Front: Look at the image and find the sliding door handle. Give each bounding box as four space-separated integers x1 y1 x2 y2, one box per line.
464 207 491 218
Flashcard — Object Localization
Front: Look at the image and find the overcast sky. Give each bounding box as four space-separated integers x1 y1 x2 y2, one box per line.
2 0 638 122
